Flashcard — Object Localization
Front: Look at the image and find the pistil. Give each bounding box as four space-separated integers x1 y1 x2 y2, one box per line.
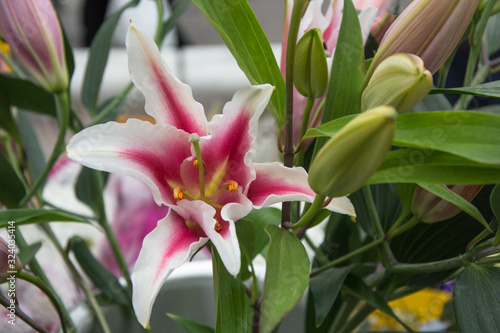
189 134 206 200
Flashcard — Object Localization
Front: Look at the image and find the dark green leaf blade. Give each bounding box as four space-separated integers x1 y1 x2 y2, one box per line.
167 313 214 333
0 209 88 228
0 153 26 208
454 265 500 332
191 0 285 128
81 0 140 114
260 225 310 333
238 207 281 258
432 80 500 98
0 75 55 116
212 248 252 333
313 0 364 154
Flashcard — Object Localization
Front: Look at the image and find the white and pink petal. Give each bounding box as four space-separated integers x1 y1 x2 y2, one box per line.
131 206 208 328
67 119 192 205
126 24 207 135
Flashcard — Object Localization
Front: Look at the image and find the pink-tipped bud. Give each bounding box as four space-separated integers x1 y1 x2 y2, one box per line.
412 185 483 223
0 0 68 92
365 0 480 83
0 237 22 284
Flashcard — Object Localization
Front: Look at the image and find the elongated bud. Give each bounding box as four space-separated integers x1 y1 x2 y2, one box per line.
294 28 328 98
371 12 395 42
362 53 432 113
308 106 397 197
412 185 483 223
365 0 479 84
0 0 68 92
0 237 22 284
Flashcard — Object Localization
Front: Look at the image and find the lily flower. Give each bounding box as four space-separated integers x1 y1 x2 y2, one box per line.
281 0 389 144
67 25 355 328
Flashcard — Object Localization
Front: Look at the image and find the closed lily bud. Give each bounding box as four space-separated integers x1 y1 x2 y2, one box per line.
294 28 328 99
0 0 68 93
0 237 22 284
365 0 479 84
412 185 483 223
308 106 397 197
362 53 432 113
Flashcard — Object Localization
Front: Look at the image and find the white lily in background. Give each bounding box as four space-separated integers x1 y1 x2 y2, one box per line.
67 25 355 328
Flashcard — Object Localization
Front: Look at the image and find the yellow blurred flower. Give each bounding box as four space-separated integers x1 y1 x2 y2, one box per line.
0 39 12 73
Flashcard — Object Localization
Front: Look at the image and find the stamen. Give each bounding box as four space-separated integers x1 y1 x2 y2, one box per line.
214 219 223 232
189 134 206 200
193 160 198 168
193 160 208 175
174 187 185 200
228 181 238 193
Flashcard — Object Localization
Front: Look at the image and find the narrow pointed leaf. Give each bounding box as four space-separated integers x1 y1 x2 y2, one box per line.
0 75 55 116
454 265 500 332
191 0 285 128
306 111 500 165
0 209 88 228
0 88 20 140
344 275 415 333
167 313 214 333
212 248 252 333
260 225 310 333
418 183 490 232
16 241 42 266
81 0 140 114
158 0 191 44
368 150 500 185
309 266 356 327
313 0 364 155
17 111 45 178
70 236 131 307
432 80 500 98
491 185 500 221
0 153 25 208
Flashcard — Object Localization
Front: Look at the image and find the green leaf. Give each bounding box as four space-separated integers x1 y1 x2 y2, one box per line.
0 75 55 116
167 313 214 333
432 80 500 98
491 184 500 222
16 242 42 266
0 88 20 141
81 0 140 114
368 150 500 185
238 207 281 258
0 209 88 228
0 153 25 208
75 167 107 215
307 111 500 165
158 0 191 44
344 275 415 333
17 111 46 178
488 12 500 56
313 0 364 154
309 265 356 327
418 183 490 232
212 248 251 333
454 265 500 332
191 0 285 128
413 91 452 112
260 225 310 333
236 220 255 281
70 236 131 307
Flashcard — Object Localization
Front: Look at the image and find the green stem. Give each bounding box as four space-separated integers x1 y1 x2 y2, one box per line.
154 0 165 45
16 271 69 333
297 97 315 165
0 294 50 333
13 228 76 330
362 186 395 267
390 239 495 275
338 303 374 333
288 194 325 229
41 224 111 333
19 91 70 207
91 82 134 125
387 215 420 239
282 0 310 227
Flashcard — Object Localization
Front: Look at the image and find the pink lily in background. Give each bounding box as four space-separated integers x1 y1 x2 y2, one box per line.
281 0 391 144
67 25 355 328
0 0 68 92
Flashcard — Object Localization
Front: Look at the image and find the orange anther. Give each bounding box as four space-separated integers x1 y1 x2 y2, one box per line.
214 219 223 232
193 160 199 168
174 187 184 200
228 181 238 193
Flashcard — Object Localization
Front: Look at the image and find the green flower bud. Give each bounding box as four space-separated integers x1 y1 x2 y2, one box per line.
412 185 483 223
294 28 328 98
362 53 432 113
308 106 397 197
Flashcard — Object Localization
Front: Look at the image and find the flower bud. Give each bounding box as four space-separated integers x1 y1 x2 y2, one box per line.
0 0 68 92
362 53 432 113
294 28 328 98
308 106 397 197
365 0 479 83
371 12 394 42
0 237 22 284
412 185 483 223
